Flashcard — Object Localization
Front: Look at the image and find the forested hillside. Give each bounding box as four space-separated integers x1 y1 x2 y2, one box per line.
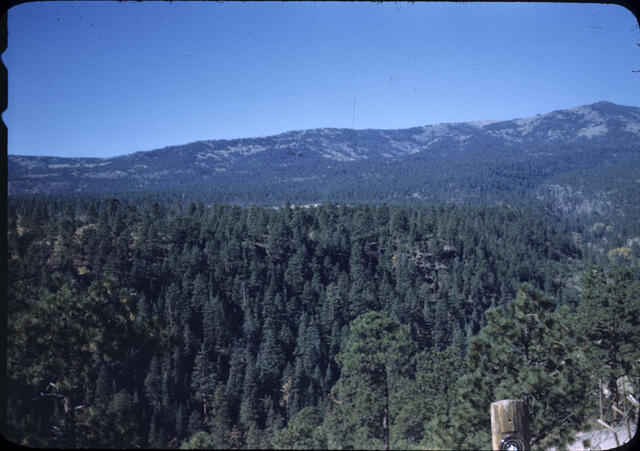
6 197 640 449
9 102 640 229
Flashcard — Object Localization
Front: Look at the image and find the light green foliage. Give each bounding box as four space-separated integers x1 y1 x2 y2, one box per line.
179 431 214 449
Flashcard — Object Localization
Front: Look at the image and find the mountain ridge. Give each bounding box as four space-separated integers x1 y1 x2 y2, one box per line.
8 101 640 226
10 100 639 161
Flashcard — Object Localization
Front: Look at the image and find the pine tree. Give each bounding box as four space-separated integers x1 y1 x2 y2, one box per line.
290 356 307 419
415 345 466 449
575 266 640 422
209 385 232 449
187 409 204 438
144 356 163 415
179 431 213 449
449 284 589 449
239 354 260 430
272 406 327 450
225 348 245 420
191 341 217 419
256 316 286 395
325 311 414 450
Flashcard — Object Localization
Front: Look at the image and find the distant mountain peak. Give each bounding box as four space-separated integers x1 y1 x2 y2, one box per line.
577 100 640 116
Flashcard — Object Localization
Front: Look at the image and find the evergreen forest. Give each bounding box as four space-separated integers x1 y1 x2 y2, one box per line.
5 196 640 449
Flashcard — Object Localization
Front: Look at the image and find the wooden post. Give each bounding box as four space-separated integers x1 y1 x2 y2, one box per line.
612 405 631 441
491 399 529 451
597 419 620 447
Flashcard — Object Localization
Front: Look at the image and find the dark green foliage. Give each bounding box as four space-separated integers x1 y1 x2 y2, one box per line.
575 266 640 422
406 345 466 450
324 312 413 450
447 285 590 449
6 196 636 449
272 406 327 450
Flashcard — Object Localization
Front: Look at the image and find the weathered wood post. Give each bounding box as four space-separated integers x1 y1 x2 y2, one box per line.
491 399 529 451
597 419 620 447
612 405 631 443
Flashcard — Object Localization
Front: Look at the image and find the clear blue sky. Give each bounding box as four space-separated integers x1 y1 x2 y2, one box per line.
3 1 640 158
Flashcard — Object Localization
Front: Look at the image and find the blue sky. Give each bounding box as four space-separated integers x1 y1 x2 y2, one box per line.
3 1 640 158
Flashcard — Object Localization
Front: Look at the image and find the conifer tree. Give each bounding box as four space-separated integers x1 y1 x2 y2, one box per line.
450 284 589 449
272 406 327 450
257 316 286 395
191 341 217 419
325 311 413 450
239 354 260 430
179 431 213 449
209 385 232 449
575 266 640 422
414 344 466 449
